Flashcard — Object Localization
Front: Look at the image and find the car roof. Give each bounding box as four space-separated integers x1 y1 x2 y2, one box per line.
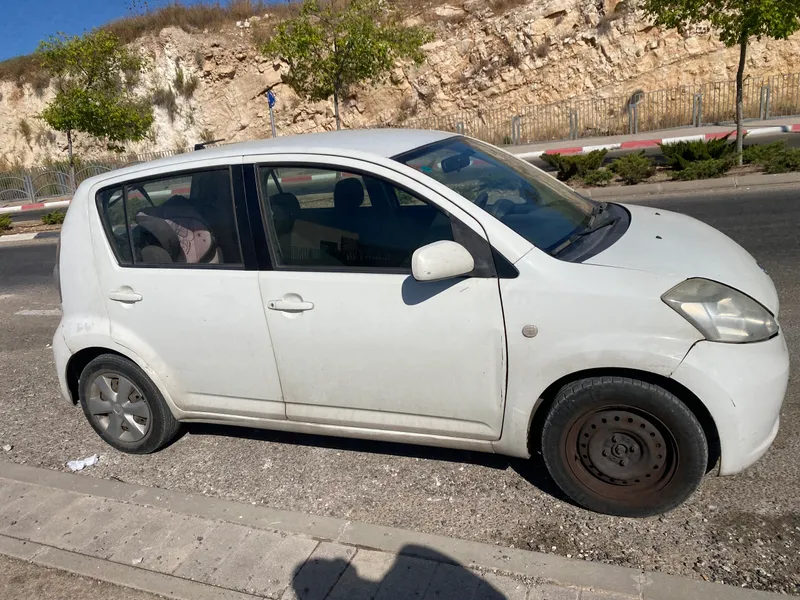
95 129 456 183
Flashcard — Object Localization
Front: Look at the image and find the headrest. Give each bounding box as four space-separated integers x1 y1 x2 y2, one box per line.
333 178 364 213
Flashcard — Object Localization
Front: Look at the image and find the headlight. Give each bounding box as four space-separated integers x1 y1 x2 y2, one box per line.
662 278 778 343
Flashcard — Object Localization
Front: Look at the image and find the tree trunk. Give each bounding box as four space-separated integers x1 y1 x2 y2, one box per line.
735 33 748 166
333 86 341 130
67 130 76 191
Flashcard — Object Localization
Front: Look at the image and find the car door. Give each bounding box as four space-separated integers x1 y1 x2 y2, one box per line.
90 161 285 420
250 155 507 441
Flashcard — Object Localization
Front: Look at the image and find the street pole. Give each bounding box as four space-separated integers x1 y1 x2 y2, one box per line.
267 90 277 138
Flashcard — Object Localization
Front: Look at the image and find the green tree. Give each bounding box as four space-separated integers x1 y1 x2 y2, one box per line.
37 30 153 182
262 0 432 130
642 0 800 165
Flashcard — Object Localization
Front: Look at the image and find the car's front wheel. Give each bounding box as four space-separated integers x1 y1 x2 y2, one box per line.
78 354 181 454
541 376 708 517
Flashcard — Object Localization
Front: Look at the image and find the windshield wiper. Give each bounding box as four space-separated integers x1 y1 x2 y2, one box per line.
551 206 619 257
587 201 608 227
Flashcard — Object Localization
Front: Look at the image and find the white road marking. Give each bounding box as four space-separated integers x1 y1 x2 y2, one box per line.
0 233 37 243
0 294 15 301
14 309 62 316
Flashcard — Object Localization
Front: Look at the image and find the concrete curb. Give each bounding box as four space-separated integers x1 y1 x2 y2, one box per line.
0 462 781 600
0 231 60 244
577 171 800 199
0 199 70 216
514 124 800 159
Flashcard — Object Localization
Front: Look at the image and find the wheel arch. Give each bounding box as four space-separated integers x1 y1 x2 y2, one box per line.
528 367 721 473
65 347 130 405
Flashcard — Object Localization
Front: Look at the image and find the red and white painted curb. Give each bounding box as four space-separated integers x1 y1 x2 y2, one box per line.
0 231 61 244
0 199 70 216
516 124 800 159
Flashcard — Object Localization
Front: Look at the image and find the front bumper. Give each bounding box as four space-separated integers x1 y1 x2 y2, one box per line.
671 332 789 476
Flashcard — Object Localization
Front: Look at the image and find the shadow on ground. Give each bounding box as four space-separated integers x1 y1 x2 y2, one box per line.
290 544 512 600
184 422 570 504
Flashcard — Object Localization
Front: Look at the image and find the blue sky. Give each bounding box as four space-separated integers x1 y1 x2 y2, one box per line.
0 0 210 61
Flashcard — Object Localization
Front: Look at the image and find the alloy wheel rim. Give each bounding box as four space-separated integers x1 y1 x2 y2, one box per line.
88 372 150 443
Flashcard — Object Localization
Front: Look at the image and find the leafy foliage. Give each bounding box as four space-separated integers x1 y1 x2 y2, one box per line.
152 87 178 122
41 211 66 225
659 135 736 171
540 149 608 181
36 30 153 166
0 215 12 232
742 139 788 165
610 152 656 185
641 0 800 47
173 66 199 98
262 0 432 128
670 158 734 180
764 148 800 174
582 168 614 187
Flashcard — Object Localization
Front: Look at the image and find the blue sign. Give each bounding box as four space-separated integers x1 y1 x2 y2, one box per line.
267 90 276 108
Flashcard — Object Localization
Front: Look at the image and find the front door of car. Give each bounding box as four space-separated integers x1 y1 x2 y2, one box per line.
91 163 285 420
251 157 507 440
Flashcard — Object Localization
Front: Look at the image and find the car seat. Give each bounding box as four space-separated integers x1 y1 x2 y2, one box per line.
135 195 222 264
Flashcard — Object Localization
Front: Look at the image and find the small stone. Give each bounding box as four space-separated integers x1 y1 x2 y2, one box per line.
2 444 11 452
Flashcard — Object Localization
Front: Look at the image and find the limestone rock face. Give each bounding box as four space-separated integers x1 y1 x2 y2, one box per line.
2 1 799 167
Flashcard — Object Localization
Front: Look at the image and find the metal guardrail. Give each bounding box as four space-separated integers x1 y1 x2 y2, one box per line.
393 72 800 145
2 72 800 206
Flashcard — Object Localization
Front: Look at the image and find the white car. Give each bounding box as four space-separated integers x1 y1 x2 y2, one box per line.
53 130 789 517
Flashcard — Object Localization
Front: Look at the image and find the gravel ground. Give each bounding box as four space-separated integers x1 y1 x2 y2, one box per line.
0 554 165 600
0 187 798 595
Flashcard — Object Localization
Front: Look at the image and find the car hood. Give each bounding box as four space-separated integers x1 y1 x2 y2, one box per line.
585 203 779 315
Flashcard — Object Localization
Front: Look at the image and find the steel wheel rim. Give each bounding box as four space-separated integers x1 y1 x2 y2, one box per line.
87 372 151 443
564 406 679 500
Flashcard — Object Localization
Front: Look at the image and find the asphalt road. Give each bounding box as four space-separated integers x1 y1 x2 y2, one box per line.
0 185 798 595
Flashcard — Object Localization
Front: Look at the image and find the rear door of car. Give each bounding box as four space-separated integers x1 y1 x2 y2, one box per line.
90 158 286 420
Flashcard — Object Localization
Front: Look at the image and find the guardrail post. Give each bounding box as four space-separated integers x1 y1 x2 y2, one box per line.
22 175 35 203
511 116 522 145
760 85 771 120
692 93 703 127
569 110 578 140
627 104 639 134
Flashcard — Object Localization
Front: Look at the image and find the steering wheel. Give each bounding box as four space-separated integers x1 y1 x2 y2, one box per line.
475 190 490 209
489 198 516 219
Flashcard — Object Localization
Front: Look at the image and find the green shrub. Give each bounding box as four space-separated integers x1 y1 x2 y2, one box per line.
764 148 800 174
0 214 12 232
610 152 656 185
660 134 736 171
41 211 66 225
540 149 608 181
671 158 733 181
582 168 614 187
742 140 788 165
152 87 178 122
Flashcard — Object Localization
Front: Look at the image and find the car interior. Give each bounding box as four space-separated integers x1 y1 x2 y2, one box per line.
260 168 455 269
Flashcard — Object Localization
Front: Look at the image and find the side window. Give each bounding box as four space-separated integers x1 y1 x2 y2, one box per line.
97 168 243 267
97 187 131 264
258 166 454 270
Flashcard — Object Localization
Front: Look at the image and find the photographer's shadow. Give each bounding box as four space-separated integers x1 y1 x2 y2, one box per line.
290 544 517 600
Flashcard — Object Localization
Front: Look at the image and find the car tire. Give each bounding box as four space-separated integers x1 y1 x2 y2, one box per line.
541 376 708 517
78 353 181 454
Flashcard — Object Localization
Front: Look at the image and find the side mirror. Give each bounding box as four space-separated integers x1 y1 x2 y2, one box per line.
412 241 475 282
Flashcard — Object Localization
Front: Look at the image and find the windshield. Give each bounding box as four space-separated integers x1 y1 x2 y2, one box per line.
393 137 596 253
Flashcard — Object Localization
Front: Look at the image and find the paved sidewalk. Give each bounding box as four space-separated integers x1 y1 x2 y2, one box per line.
0 462 782 600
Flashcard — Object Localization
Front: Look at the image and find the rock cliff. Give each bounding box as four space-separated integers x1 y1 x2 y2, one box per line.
2 0 799 167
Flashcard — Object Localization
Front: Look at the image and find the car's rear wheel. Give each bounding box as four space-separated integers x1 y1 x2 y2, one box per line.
541 376 707 517
78 354 181 454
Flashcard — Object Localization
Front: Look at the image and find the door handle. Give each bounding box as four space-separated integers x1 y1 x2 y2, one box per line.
268 299 314 312
109 288 143 303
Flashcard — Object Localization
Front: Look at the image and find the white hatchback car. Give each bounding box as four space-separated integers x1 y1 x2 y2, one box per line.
54 130 789 517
